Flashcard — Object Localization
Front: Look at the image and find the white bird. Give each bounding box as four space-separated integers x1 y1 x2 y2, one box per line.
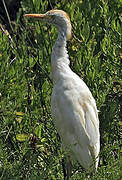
24 9 100 174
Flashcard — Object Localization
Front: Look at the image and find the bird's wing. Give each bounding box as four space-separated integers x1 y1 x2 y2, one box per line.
73 73 100 149
78 95 100 159
51 73 100 169
51 86 90 147
51 77 100 154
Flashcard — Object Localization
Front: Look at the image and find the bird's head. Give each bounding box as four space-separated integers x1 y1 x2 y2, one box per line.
24 9 72 40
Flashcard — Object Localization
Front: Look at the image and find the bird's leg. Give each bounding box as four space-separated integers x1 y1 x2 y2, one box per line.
62 158 67 180
66 155 72 180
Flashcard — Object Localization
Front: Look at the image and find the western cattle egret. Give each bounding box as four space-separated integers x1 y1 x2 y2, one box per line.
24 9 100 173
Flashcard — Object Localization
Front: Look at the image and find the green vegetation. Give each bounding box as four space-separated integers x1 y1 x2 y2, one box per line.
0 0 121 179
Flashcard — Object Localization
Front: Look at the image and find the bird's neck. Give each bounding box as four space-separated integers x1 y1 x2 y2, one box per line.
51 31 70 83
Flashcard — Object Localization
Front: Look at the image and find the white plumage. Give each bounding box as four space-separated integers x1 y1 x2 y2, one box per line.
24 9 100 171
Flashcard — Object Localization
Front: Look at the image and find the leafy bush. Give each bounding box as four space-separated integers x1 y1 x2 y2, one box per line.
0 0 121 179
